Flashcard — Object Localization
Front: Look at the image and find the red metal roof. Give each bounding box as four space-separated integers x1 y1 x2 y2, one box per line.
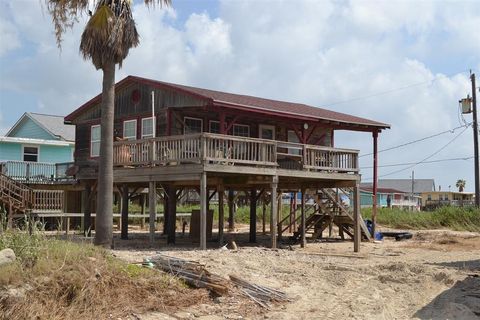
65 75 390 130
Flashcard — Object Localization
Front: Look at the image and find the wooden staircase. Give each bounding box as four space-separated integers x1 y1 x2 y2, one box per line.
285 188 371 242
0 172 33 222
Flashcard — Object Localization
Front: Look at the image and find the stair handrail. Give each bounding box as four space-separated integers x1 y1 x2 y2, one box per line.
0 172 34 211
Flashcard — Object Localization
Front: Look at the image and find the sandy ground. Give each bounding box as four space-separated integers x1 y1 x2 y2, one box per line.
112 228 480 320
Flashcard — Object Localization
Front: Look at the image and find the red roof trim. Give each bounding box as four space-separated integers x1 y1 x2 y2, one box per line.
65 75 390 131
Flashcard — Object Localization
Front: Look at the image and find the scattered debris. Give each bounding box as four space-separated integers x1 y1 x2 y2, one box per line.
145 254 291 309
380 232 413 241
146 254 230 296
229 275 291 309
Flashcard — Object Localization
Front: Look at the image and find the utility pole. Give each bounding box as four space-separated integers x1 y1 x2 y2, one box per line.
471 72 479 207
411 170 415 195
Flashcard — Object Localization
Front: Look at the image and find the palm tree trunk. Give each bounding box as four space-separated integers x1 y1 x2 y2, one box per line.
94 61 115 247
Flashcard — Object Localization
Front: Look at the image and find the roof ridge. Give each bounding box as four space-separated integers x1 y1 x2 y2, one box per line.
28 112 65 118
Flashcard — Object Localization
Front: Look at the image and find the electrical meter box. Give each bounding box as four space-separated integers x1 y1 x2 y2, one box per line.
460 98 472 114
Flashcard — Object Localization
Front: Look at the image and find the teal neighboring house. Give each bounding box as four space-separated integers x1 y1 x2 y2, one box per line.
360 187 421 211
0 112 75 181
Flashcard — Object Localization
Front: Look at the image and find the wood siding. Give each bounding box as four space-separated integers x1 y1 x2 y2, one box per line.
72 82 335 177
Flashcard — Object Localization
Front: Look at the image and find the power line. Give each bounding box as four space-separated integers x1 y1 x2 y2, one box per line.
359 123 471 158
322 69 471 107
362 125 470 180
360 156 473 169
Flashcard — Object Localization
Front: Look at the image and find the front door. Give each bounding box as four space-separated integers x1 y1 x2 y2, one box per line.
259 124 275 140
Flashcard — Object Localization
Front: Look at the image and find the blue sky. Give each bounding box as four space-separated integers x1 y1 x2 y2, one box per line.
0 0 479 191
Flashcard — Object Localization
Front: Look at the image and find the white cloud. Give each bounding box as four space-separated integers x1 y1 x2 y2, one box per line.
0 19 20 57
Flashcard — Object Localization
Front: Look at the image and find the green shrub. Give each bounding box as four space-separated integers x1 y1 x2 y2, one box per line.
361 207 480 232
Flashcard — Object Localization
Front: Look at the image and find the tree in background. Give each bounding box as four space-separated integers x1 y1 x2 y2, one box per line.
46 0 171 247
456 179 466 192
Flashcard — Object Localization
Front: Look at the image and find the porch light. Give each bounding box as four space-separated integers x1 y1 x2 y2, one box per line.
303 123 309 130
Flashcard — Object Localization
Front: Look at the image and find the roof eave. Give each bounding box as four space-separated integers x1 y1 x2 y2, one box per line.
213 100 390 131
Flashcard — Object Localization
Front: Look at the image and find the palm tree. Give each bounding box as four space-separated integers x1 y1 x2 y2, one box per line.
46 0 171 247
456 179 466 193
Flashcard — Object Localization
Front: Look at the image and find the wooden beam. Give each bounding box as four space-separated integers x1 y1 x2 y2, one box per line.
167 185 177 244
262 196 267 235
228 189 235 231
149 181 156 245
353 183 361 253
225 115 240 133
249 188 257 243
83 185 92 237
200 172 207 250
270 176 278 248
208 190 217 201
140 193 146 229
121 184 129 240
218 183 225 245
163 188 169 236
300 187 306 248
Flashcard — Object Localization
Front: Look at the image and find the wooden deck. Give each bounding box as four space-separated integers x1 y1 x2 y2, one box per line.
97 133 360 185
0 160 75 184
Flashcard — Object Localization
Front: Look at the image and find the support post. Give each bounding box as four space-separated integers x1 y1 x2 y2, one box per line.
228 189 235 231
200 172 207 250
218 183 225 245
293 192 297 231
83 185 92 237
140 194 145 229
149 181 156 245
270 176 278 248
167 185 176 244
262 196 267 235
353 183 361 253
163 188 169 235
372 130 378 237
249 189 257 243
121 185 129 240
301 187 306 248
277 190 282 240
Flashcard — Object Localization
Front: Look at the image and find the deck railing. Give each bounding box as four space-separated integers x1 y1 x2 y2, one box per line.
32 190 64 212
113 133 359 173
0 161 75 183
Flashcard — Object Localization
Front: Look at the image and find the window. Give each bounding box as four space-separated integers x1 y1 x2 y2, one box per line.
23 146 38 162
184 117 203 134
444 194 449 201
287 130 301 155
91 125 101 157
209 121 220 134
427 194 432 201
123 120 137 140
233 124 250 137
259 125 275 140
142 117 155 138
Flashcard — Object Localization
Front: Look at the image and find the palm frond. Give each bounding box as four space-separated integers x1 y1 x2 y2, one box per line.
46 0 91 47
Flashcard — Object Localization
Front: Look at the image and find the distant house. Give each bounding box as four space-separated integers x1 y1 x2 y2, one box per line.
421 191 475 210
360 187 421 211
361 179 435 195
0 112 75 181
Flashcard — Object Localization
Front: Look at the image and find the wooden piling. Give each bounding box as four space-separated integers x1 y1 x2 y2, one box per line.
249 189 257 243
149 181 156 245
218 183 225 245
121 185 129 240
200 172 207 250
270 176 278 249
353 183 361 253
